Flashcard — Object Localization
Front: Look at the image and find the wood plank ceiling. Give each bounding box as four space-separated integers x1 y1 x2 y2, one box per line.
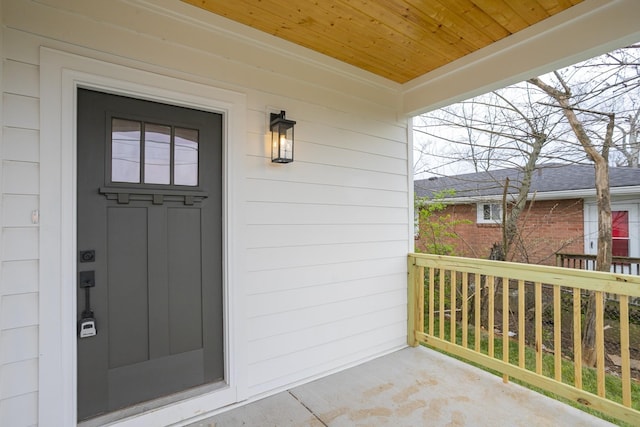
182 0 583 84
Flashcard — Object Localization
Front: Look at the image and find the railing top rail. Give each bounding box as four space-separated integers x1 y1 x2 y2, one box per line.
409 253 640 298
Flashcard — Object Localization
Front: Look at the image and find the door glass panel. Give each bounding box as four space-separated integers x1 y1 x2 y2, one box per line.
112 119 141 183
613 239 629 257
612 211 629 257
174 127 199 186
612 211 629 237
144 124 171 185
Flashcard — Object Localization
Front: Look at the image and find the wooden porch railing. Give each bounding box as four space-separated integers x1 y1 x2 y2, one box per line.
557 252 640 277
408 253 640 425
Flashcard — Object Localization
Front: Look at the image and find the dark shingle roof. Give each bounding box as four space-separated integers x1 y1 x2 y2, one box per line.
414 164 640 200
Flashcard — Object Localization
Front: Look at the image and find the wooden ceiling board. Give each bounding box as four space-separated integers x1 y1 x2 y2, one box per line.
192 0 418 81
182 0 583 83
403 0 496 49
511 0 553 25
430 0 511 42
339 0 474 64
418 0 511 47
470 0 532 32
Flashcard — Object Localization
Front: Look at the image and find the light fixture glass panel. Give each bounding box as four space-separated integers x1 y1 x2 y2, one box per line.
144 123 171 184
111 118 141 183
280 127 293 160
174 127 199 186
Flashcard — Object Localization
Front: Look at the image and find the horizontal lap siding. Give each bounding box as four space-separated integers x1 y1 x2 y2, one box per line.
244 104 408 395
0 0 409 422
1 13 42 423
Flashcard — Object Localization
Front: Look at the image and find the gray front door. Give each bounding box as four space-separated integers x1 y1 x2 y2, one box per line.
76 88 224 421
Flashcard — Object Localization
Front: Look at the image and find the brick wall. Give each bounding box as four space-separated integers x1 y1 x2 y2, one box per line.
416 199 584 265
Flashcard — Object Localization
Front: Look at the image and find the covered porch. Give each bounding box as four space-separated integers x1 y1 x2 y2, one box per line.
188 346 611 426
2 2 640 427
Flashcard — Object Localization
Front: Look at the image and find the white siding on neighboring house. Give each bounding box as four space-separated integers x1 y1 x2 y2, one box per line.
0 1 409 425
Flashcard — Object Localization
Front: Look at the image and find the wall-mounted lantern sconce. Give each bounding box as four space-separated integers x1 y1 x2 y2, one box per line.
270 110 296 163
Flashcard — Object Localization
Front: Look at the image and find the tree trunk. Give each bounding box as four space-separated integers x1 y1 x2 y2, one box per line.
528 75 614 367
501 133 545 259
582 160 612 366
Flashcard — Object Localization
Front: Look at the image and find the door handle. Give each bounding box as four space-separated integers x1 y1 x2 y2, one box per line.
78 271 97 338
79 270 95 288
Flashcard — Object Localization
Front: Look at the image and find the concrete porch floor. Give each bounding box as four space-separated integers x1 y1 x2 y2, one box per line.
187 346 614 426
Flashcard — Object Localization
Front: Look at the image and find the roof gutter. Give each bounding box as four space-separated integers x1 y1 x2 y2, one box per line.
417 185 640 205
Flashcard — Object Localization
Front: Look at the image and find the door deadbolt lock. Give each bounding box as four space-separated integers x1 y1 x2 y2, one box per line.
79 250 96 263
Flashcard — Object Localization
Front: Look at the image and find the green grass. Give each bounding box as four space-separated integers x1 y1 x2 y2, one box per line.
427 317 640 426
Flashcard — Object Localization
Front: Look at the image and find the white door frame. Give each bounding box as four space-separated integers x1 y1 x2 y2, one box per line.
39 47 247 426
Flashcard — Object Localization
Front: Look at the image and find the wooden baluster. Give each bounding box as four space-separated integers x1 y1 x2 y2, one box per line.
554 285 562 382
596 291 605 397
439 269 445 339
488 276 495 358
428 267 435 336
503 276 510 383
573 289 582 390
518 280 525 369
450 271 457 344
462 273 468 348
535 282 542 375
475 273 481 352
620 294 631 407
417 266 425 338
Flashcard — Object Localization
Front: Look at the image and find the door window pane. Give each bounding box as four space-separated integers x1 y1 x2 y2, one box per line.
112 119 141 183
612 211 630 257
612 239 629 257
174 128 199 186
612 211 629 237
144 124 171 185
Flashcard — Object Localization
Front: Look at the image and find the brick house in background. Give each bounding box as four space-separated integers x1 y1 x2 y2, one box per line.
414 164 640 265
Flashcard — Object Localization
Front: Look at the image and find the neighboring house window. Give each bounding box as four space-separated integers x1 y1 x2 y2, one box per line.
477 202 502 224
612 210 629 257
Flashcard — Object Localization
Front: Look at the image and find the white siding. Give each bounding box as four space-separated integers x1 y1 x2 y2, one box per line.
1 3 43 423
1 0 409 425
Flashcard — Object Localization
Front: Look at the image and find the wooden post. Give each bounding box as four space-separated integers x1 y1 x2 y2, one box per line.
407 256 418 347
